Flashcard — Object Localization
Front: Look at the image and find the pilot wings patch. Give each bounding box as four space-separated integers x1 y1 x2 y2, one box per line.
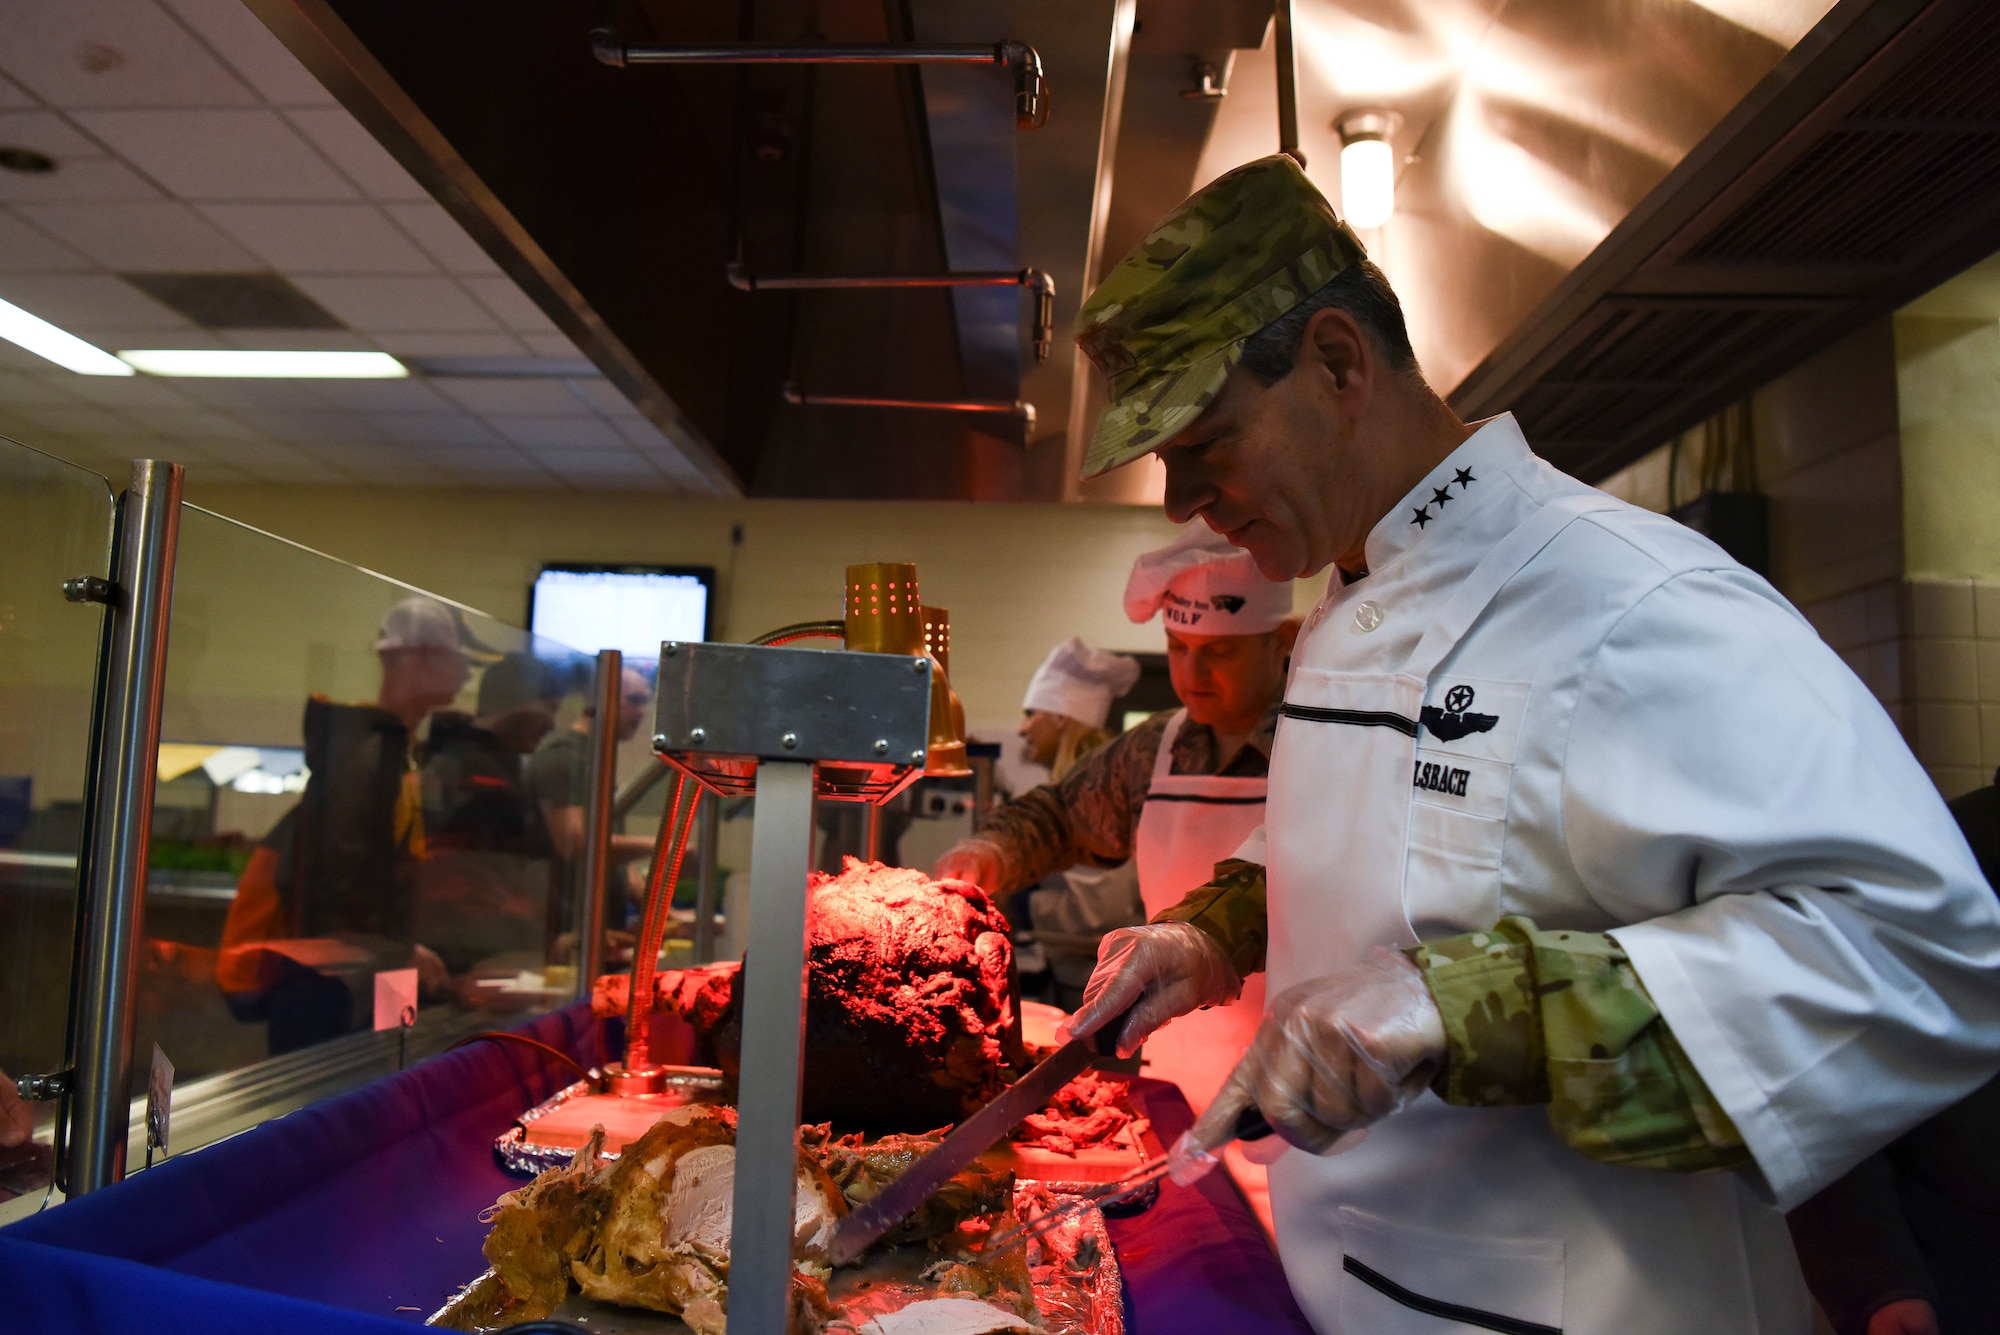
1419 684 1497 742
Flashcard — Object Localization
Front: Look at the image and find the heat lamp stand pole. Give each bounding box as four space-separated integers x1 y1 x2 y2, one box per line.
729 758 816 1333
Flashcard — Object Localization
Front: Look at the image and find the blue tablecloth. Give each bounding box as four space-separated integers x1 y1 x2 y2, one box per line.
2 1007 1311 1335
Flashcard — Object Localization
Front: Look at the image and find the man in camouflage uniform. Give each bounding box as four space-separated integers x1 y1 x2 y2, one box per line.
933 529 1296 910
1053 155 2000 1334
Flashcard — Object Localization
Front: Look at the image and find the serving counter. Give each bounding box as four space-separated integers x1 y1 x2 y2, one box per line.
0 1005 1313 1335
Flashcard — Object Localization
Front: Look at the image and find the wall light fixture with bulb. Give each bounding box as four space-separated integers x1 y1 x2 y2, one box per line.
1338 111 1402 230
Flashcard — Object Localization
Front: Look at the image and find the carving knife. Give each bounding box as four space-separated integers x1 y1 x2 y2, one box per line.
827 1009 1130 1266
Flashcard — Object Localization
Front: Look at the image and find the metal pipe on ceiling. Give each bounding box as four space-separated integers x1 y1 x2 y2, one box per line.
782 383 1035 434
727 263 1056 362
590 31 1049 129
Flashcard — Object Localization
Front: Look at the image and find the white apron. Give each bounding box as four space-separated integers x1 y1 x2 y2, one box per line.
1264 494 1802 1334
1133 709 1273 1233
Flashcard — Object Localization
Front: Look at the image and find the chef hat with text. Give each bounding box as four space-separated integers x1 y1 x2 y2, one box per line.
1123 525 1292 635
1022 636 1141 730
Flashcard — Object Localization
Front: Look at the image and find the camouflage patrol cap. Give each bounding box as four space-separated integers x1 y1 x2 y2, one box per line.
1074 155 1368 479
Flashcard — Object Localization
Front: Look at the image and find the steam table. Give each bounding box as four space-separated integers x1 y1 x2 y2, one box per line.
0 1004 1313 1335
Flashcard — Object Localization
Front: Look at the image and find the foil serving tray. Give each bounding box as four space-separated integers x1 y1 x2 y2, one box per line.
492 1072 730 1177
431 1183 1125 1335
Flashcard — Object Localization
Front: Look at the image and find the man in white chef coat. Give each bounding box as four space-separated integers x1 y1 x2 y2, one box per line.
1056 155 2000 1335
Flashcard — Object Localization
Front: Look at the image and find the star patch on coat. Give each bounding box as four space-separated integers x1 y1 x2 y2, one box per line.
1419 684 1498 742
1431 485 1453 508
1411 506 1433 528
1454 467 1476 488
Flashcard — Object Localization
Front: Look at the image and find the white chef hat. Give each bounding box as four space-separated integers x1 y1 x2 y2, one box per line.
1022 636 1141 730
374 596 464 654
1123 525 1292 635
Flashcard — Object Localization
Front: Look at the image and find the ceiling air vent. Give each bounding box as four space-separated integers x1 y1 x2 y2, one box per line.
121 273 345 330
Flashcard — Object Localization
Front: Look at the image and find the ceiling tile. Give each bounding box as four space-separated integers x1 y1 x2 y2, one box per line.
0 75 33 109
308 378 457 414
0 272 189 328
0 156 165 203
10 402 141 438
373 332 527 359
612 417 674 450
218 327 374 351
0 0 258 109
71 109 355 201
352 413 495 447
17 201 259 270
291 275 498 332
497 417 626 450
283 108 428 202
48 372 193 409
0 209 91 271
90 325 225 351
172 377 334 411
143 406 261 441
531 446 652 470
0 370 84 406
200 202 434 275
0 110 112 162
381 202 501 276
433 377 592 417
232 409 381 443
519 332 583 358
185 460 251 483
569 376 641 418
460 275 560 334
158 0 337 108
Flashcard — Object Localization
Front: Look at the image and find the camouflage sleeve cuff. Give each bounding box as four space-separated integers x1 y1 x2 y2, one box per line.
1411 915 1750 1174
1149 858 1267 979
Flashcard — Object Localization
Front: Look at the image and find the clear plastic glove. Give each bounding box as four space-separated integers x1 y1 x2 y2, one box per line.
1186 948 1445 1158
934 838 1007 893
1052 922 1241 1057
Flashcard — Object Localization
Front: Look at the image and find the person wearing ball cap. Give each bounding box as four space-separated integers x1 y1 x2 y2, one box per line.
937 524 1299 1220
1053 152 2000 1335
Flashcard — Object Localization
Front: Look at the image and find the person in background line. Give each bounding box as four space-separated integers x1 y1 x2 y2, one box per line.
1786 765 2000 1335
1017 637 1140 784
1002 637 1142 997
216 597 468 1053
422 653 561 858
527 665 656 951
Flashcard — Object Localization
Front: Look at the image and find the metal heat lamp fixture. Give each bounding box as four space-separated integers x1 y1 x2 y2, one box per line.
590 26 1048 130
729 262 1057 364
601 562 967 1334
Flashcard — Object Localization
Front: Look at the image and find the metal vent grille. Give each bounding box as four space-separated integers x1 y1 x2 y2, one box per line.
1688 130 2000 265
1687 5 2000 268
1511 380 1685 450
1854 7 2000 120
1540 304 1812 386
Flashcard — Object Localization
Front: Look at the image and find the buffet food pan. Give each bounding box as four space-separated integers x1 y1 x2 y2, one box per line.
431 1181 1124 1335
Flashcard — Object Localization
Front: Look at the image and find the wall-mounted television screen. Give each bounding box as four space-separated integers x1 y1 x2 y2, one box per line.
529 564 715 660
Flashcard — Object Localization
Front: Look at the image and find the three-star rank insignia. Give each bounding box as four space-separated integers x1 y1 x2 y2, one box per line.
1410 466 1479 528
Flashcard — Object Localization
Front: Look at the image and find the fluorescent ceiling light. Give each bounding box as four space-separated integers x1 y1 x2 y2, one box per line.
0 296 134 376
116 349 409 378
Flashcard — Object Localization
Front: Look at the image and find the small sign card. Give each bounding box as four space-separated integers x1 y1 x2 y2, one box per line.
374 967 419 1033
